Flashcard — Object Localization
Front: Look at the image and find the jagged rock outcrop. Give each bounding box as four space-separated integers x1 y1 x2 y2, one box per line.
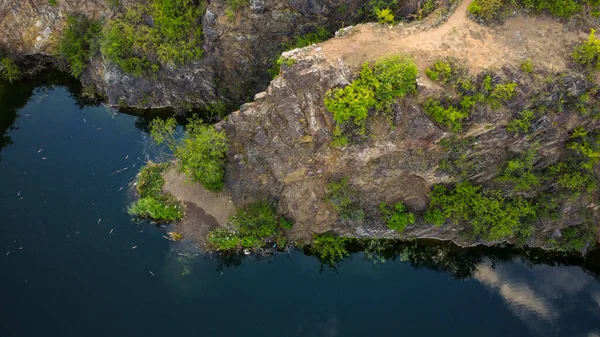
221 42 600 247
1 0 421 108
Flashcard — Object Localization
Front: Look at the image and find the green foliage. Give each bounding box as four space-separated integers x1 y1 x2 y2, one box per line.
468 0 509 22
423 98 469 132
207 201 291 251
49 0 57 6
128 163 183 221
310 233 350 267
521 0 581 18
226 0 248 11
573 29 600 71
520 58 534 73
268 57 296 78
100 0 204 76
488 82 517 109
425 181 537 241
58 15 102 78
549 162 597 198
150 115 228 192
567 127 600 171
325 177 365 221
548 224 596 252
425 60 453 83
324 56 417 143
507 109 535 133
282 26 332 50
128 196 183 221
497 146 541 191
0 57 20 83
379 202 415 232
375 7 395 23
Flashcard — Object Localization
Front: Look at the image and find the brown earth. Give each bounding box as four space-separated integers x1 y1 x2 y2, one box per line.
319 0 587 79
162 168 236 247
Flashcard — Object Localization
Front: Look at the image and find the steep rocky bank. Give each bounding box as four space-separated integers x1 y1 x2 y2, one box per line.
1 0 422 108
211 1 600 249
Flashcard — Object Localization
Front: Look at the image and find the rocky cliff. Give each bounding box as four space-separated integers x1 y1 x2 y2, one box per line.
1 0 421 108
220 5 600 249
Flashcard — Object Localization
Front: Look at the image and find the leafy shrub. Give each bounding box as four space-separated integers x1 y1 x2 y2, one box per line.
507 109 535 133
572 29 600 71
379 202 415 232
0 57 20 83
375 8 395 23
310 233 350 267
282 26 331 51
488 82 517 109
150 115 228 192
207 201 291 251
324 177 365 221
128 196 183 221
58 15 102 78
100 0 204 76
521 0 581 18
128 163 184 221
438 136 476 179
268 57 296 78
423 98 469 132
49 0 57 6
425 181 537 240
548 224 596 252
549 162 597 198
567 127 600 171
468 0 509 22
425 60 453 83
496 147 541 191
520 58 533 73
324 56 417 143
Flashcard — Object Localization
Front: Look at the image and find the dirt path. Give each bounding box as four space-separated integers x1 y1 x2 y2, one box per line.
162 168 236 247
320 0 586 75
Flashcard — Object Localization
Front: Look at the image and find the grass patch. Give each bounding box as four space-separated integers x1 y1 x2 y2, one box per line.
128 163 183 222
324 55 418 144
468 0 583 23
520 58 534 73
150 114 228 192
424 181 537 241
207 201 292 251
379 202 415 232
324 177 365 221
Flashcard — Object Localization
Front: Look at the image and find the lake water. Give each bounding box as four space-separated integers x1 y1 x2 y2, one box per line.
1 79 600 337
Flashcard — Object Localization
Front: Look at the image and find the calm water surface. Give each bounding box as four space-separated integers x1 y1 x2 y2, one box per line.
1 82 600 337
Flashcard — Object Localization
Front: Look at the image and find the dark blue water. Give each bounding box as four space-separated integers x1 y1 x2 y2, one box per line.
1 83 600 337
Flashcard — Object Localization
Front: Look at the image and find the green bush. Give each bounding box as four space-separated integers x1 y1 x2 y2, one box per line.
0 57 20 83
282 26 331 50
567 127 600 171
548 224 596 252
128 196 183 221
467 0 509 22
58 15 102 78
310 233 350 266
521 0 581 18
375 8 395 23
268 57 296 79
549 162 597 198
324 56 417 143
496 147 541 191
49 0 57 6
507 109 535 133
438 136 476 179
520 58 534 73
423 98 469 132
325 177 365 221
488 82 517 109
572 29 600 71
207 201 292 251
379 202 415 232
425 60 453 83
425 181 537 240
151 115 228 192
100 0 204 76
128 163 184 222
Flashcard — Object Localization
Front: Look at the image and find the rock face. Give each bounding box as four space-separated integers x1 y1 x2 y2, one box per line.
1 0 416 108
221 44 600 246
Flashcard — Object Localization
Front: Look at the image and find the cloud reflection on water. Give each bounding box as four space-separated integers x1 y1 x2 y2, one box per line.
475 260 600 336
